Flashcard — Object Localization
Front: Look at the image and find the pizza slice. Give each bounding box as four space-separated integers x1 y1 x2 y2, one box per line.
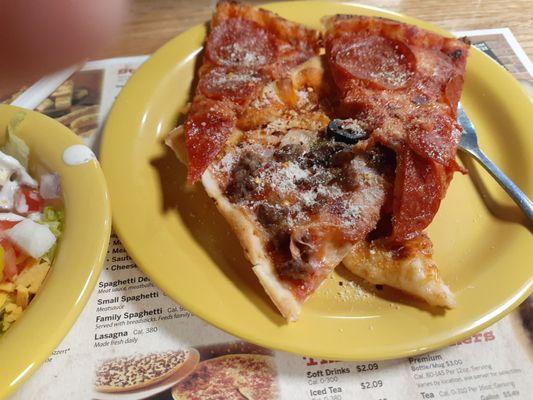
183 0 321 184
170 56 392 321
324 16 469 306
324 15 469 241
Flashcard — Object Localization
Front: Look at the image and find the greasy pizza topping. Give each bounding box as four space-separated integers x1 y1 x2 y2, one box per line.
273 143 305 162
173 355 278 400
206 68 390 298
95 350 189 388
392 149 447 241
220 135 388 297
365 144 397 185
224 149 268 202
185 1 320 184
406 107 463 165
184 2 321 184
256 203 289 228
185 101 236 184
326 16 469 240
199 67 264 105
206 19 277 69
330 34 415 89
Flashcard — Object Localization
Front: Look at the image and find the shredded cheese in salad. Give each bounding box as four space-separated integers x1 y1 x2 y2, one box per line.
0 113 63 333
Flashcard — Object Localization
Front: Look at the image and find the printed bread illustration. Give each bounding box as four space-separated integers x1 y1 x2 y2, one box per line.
94 349 199 393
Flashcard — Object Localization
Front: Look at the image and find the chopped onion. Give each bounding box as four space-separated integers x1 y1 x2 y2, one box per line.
39 173 61 200
289 227 314 262
14 191 28 214
5 219 56 259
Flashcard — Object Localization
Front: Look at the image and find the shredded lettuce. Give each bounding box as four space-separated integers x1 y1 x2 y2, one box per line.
2 112 30 168
40 206 64 262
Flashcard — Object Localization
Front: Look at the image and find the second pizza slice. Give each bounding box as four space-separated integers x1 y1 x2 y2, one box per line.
200 58 391 321
324 15 470 308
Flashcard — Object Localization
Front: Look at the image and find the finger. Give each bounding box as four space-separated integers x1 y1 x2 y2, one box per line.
0 0 128 98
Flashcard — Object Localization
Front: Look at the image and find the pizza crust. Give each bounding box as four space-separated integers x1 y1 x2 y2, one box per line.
343 237 455 308
166 126 187 164
202 169 302 322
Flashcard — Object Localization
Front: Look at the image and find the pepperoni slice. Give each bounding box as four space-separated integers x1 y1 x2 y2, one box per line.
392 149 445 241
198 67 263 105
443 74 464 111
274 44 318 77
206 19 276 69
407 110 461 166
330 34 416 89
185 101 236 184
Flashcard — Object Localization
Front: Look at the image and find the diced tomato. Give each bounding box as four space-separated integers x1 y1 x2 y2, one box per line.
16 256 33 273
15 187 44 214
1 239 18 280
0 220 18 231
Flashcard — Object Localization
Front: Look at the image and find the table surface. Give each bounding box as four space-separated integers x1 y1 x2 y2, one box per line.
103 0 533 60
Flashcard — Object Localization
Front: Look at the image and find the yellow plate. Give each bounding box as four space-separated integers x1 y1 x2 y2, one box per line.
101 1 533 360
0 105 111 398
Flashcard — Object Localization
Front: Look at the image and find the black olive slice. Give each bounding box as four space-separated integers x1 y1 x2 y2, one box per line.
326 118 368 144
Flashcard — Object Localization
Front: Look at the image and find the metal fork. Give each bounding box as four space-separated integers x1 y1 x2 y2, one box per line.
457 105 533 225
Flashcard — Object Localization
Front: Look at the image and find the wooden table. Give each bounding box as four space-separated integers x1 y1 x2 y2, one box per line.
103 0 533 59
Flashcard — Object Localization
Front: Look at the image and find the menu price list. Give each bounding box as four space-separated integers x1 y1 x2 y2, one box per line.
305 359 385 399
92 234 192 349
409 351 523 399
276 353 417 400
276 317 531 400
